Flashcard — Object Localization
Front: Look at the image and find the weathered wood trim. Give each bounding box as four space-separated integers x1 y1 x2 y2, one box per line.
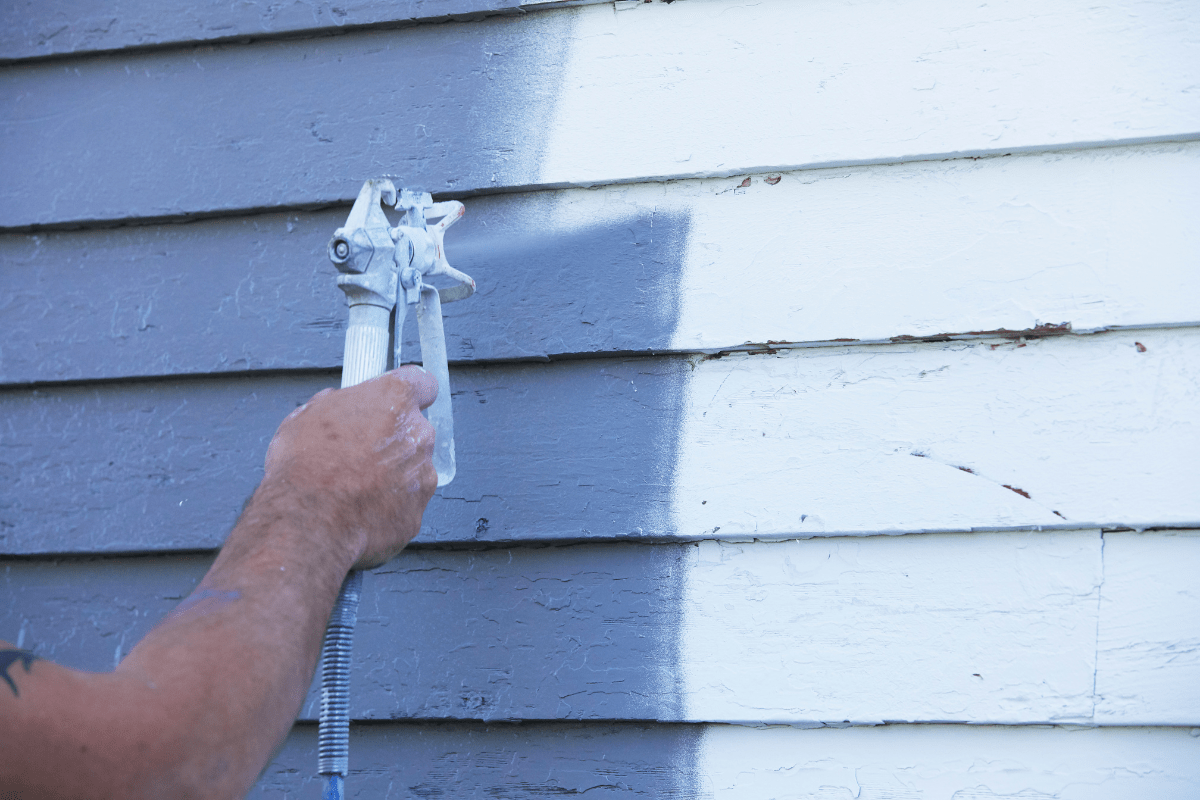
4 141 1197 385
3 0 1196 228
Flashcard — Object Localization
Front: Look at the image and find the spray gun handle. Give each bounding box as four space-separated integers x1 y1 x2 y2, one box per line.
331 183 473 486
392 198 471 487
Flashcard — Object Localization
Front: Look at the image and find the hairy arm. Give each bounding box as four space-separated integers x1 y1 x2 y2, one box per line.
0 367 438 800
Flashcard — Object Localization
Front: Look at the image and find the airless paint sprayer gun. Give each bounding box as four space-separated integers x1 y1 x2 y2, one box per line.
318 178 474 800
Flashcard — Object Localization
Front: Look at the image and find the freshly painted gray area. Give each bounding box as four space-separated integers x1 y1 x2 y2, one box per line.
299 545 687 721
0 12 578 229
0 546 690 721
0 0 610 63
0 555 209 669
0 357 688 554
0 201 690 384
251 721 701 798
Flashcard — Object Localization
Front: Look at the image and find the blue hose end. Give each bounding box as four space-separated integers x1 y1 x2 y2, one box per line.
322 774 344 800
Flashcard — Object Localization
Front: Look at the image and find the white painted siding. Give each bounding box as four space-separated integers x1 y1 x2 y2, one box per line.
693 724 1200 799
1096 531 1200 725
679 530 1200 726
668 328 1199 538
539 0 1200 187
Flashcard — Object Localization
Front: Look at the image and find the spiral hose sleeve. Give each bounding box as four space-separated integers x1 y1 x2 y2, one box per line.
318 569 362 779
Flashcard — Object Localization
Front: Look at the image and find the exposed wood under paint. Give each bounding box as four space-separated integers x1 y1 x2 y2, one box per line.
2 328 1196 554
3 0 1197 228
3 141 1198 385
3 531 1196 726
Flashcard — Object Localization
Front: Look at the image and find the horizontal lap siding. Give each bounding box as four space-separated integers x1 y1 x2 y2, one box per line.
0 358 689 553
3 0 1197 228
687 724 1200 800
4 140 1199 385
0 193 693 383
0 0 603 62
253 721 702 799
1096 532 1200 725
3 0 1197 792
250 723 1200 799
3 328 1196 555
3 531 1197 726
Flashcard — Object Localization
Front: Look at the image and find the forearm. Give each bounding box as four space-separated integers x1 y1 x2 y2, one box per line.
1 368 436 799
114 481 360 797
1 483 359 800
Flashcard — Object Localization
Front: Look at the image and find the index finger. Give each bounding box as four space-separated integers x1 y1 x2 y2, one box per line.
387 365 439 410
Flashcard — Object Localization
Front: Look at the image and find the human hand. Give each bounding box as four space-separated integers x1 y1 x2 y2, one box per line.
263 366 439 569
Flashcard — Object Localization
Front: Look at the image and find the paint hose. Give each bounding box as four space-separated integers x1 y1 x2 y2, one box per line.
318 570 361 800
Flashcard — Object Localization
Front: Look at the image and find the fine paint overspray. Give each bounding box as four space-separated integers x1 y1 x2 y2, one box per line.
319 179 475 799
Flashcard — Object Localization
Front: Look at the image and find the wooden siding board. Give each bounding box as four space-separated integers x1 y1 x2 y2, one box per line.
1095 531 1200 726
678 532 1103 725
3 531 1196 725
0 1 609 63
669 327 1200 539
3 0 1198 228
0 358 689 554
0 197 693 384
252 721 702 799
687 724 1200 800
251 722 1200 799
0 11 576 229
3 141 1199 386
3 328 1197 555
0 547 689 723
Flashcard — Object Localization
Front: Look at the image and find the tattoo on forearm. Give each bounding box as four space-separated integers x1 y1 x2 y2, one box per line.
1 649 39 697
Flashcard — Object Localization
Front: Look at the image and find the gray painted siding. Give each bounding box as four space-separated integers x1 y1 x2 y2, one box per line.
0 200 690 384
0 1 609 63
251 721 702 799
0 12 578 228
0 546 689 722
0 358 688 554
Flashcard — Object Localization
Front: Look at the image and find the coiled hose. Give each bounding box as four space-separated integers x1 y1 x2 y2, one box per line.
319 570 361 800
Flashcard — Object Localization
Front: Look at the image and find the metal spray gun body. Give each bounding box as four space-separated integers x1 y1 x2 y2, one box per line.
319 178 474 799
